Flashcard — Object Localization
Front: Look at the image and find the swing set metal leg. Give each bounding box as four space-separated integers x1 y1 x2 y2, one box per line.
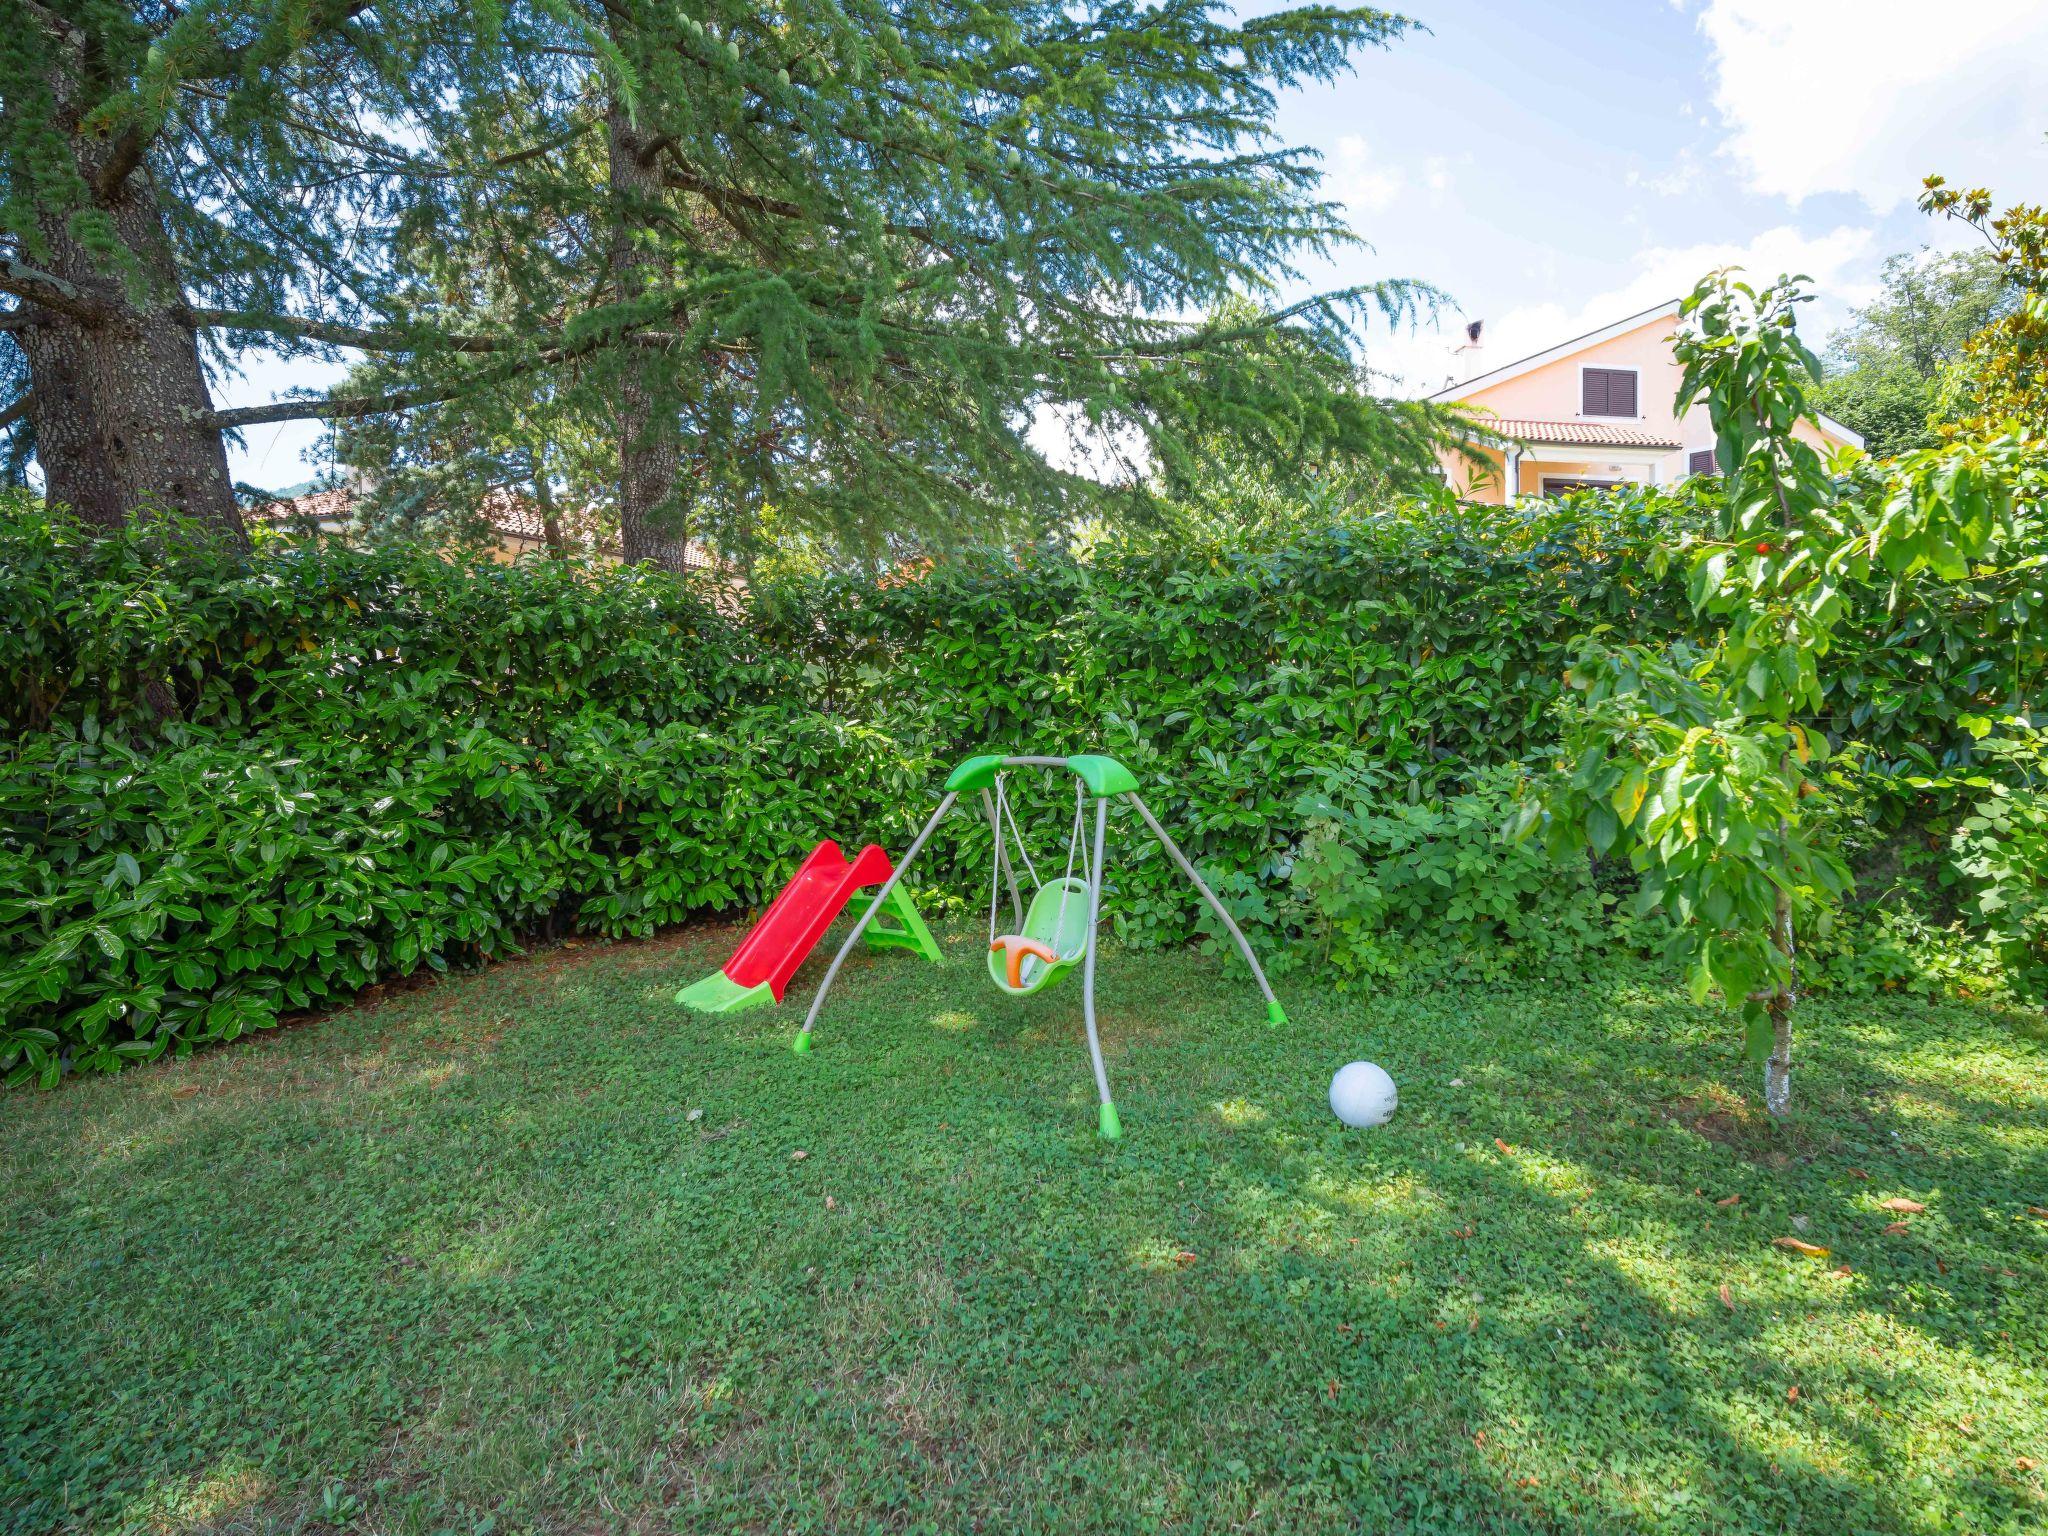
1126 793 1286 1025
1079 795 1121 1140
794 793 958 1054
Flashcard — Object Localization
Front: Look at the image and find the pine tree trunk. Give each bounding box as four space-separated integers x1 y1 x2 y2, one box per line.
605 99 688 574
531 450 567 557
15 318 125 529
17 52 244 546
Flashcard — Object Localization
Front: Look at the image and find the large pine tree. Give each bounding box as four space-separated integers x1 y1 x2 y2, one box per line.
2 1 1449 563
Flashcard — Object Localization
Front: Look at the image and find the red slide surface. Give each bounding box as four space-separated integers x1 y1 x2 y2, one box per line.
723 840 894 1000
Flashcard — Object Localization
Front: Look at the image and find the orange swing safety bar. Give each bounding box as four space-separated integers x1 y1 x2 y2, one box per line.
988 934 1060 989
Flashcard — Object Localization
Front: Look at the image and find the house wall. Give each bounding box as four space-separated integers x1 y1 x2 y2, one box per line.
1438 312 1852 503
1450 450 1661 504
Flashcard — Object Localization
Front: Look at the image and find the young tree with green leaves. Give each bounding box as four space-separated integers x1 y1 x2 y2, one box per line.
1522 270 2035 1118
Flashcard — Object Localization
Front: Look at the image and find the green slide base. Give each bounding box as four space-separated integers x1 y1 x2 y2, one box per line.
1267 1000 1288 1027
792 1031 813 1055
1098 1101 1123 1141
676 970 775 1014
843 886 943 964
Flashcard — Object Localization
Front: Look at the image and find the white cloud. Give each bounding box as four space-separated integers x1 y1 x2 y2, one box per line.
1627 148 1703 199
1372 223 1878 397
1691 0 2048 212
1420 155 1458 208
1328 135 1405 219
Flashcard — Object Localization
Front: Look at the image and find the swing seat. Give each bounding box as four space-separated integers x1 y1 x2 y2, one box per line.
986 877 1091 995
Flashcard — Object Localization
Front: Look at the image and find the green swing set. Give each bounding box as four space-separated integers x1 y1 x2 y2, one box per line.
797 751 1286 1139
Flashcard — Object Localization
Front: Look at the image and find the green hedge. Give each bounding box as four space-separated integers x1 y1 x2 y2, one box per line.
752 488 2032 939
4 487 2035 1083
1 714 925 1083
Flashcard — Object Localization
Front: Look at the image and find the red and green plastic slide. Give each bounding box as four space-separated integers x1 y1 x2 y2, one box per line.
675 839 940 1014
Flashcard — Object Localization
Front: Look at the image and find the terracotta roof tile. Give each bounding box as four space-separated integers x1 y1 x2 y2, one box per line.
248 482 721 571
1469 418 1682 450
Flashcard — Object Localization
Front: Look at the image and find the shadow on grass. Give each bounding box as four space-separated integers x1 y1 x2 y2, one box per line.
2 929 2042 1534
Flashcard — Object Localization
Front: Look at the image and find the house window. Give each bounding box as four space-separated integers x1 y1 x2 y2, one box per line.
1688 448 1720 477
1541 477 1619 497
1581 367 1638 418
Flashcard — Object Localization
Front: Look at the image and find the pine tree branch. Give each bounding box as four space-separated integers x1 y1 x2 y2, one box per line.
211 380 485 429
205 319 722 428
179 84 598 182
86 0 389 199
0 258 109 323
206 324 766 428
658 152 972 255
191 0 381 82
185 307 526 354
0 393 33 431
93 127 152 201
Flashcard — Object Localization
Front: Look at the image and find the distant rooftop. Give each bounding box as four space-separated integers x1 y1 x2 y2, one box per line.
248 481 721 572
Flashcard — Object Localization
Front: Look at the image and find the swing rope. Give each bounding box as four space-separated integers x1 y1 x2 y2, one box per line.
1047 777 1089 959
1001 777 1041 890
987 773 1090 964
987 774 1043 944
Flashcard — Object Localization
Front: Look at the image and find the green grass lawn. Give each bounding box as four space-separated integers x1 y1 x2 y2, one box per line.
3 925 2045 1535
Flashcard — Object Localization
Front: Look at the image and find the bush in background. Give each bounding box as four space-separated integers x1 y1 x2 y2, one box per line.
4 484 2040 1084
1281 767 1610 986
0 501 930 1084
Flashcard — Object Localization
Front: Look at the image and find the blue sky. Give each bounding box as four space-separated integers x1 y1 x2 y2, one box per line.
220 0 2048 489
1282 0 2048 396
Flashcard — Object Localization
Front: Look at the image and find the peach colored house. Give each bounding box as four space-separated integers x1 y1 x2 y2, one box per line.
1430 300 1863 503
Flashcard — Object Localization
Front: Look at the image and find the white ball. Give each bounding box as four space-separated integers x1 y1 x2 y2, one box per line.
1329 1060 1398 1127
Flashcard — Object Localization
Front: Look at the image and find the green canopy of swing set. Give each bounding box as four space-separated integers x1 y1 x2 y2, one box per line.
945 753 1139 798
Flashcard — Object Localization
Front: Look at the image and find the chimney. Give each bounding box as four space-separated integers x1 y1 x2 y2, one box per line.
1443 318 1484 390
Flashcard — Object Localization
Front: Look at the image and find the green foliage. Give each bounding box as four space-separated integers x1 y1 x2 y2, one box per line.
1942 722 2048 997
754 489 1723 958
1285 767 1609 985
0 711 926 1088
0 499 929 1084
1527 269 2041 1109
6 468 2042 1085
1921 171 2048 439
1528 647 1848 1043
1804 903 2013 1004
4 936 2044 1533
1813 249 2007 457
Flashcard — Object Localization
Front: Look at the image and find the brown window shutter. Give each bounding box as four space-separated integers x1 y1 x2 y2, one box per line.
1582 367 1637 416
1688 448 1719 476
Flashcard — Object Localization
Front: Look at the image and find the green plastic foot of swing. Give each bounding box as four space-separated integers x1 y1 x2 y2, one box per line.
1098 1101 1123 1141
792 1032 813 1055
1267 1000 1288 1027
